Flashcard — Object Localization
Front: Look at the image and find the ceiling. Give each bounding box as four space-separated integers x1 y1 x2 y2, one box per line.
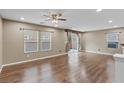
0 9 124 32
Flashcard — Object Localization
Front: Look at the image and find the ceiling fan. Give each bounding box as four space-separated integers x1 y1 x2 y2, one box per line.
43 12 67 24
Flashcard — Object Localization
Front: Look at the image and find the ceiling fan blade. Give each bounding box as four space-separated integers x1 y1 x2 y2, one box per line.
58 18 67 21
44 18 51 21
58 13 62 17
40 21 45 24
43 15 51 18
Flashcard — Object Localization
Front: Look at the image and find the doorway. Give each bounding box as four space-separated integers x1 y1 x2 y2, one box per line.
70 32 79 53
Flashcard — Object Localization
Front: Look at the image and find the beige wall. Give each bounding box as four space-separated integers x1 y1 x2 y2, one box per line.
3 19 67 64
3 18 124 65
81 28 124 54
0 17 3 67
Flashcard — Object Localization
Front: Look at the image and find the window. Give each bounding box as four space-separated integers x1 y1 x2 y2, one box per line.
24 30 39 53
106 32 119 48
24 30 52 53
39 32 51 51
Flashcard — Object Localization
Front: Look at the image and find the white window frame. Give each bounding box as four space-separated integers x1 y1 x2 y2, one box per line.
39 32 52 51
24 30 39 53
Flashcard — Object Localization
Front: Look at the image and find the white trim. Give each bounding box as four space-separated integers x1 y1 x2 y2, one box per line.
2 53 67 67
86 50 113 56
0 65 3 73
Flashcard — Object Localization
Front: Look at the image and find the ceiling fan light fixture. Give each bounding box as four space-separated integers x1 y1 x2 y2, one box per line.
52 19 58 24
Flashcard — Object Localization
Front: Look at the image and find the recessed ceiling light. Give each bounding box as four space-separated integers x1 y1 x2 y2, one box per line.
20 17 24 20
96 9 102 12
108 20 113 23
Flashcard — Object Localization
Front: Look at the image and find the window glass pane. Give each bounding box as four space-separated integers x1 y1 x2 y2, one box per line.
40 32 51 38
40 32 51 51
24 30 38 53
106 32 119 48
108 42 118 48
24 30 38 42
40 42 50 51
106 32 119 42
24 42 38 52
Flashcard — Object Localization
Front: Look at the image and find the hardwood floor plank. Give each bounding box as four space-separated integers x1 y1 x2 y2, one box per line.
0 52 115 83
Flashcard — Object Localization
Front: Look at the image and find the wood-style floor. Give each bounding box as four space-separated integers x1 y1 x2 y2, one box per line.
0 52 115 83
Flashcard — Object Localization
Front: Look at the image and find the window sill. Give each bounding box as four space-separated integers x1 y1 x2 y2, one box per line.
24 51 38 54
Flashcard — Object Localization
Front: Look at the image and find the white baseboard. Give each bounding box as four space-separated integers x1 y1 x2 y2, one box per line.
1 51 113 69
86 50 113 56
0 65 3 73
2 53 67 67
